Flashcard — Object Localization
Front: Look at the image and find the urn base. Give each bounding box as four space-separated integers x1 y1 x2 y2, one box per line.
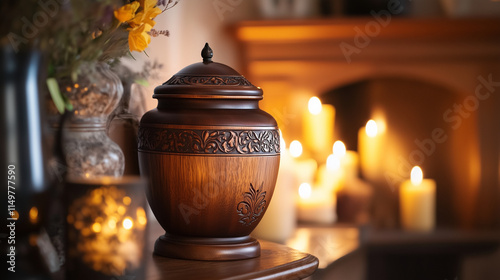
154 234 261 261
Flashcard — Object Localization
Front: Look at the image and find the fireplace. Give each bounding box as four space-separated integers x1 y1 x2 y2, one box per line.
235 17 500 229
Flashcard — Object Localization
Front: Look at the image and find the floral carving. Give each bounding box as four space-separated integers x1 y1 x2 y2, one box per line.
163 75 254 86
138 127 280 155
236 183 267 226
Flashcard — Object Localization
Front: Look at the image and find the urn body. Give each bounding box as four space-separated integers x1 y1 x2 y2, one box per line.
138 44 280 260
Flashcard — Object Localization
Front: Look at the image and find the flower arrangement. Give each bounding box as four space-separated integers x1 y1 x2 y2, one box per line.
45 0 177 113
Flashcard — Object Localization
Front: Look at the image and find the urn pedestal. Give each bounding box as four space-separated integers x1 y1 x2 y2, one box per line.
138 44 280 260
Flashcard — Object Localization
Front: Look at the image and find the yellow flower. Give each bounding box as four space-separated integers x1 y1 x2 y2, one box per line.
130 5 162 28
128 23 152 52
141 0 158 10
114 2 140 23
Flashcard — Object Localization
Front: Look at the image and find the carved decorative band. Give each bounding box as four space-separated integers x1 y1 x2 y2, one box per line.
163 75 254 87
138 127 280 155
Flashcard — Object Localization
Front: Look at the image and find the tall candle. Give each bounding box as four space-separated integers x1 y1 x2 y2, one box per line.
399 166 436 232
303 97 335 156
358 120 383 183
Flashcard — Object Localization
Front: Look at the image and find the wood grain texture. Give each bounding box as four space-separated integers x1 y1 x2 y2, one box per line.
138 44 282 260
145 221 319 280
139 153 280 237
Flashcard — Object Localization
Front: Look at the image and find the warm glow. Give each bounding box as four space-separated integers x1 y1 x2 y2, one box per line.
29 207 38 224
365 120 378 138
100 177 112 185
118 206 126 215
108 218 117 229
92 222 102 233
289 140 303 158
85 172 90 178
326 154 341 171
123 196 131 206
411 166 423 186
308 97 322 115
122 217 133 230
332 141 346 157
137 207 147 226
298 183 312 199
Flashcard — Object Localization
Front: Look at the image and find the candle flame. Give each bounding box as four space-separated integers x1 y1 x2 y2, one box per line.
289 140 303 158
92 222 102 233
365 120 378 137
411 166 423 186
326 154 341 171
333 141 346 157
298 183 312 199
308 97 322 115
122 217 133 230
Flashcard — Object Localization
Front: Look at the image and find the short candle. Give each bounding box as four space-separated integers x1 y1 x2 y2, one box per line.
399 166 436 232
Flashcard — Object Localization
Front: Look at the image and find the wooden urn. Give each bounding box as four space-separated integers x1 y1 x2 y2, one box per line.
138 43 280 261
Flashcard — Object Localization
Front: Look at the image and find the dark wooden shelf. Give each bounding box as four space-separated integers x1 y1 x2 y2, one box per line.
358 227 500 258
284 225 500 280
145 222 319 280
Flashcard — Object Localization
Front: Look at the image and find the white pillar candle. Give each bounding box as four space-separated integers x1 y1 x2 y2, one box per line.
399 166 436 232
303 97 335 156
316 154 342 192
297 183 336 224
358 120 383 183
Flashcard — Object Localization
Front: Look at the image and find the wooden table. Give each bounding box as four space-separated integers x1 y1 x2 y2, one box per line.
285 224 360 269
145 222 319 279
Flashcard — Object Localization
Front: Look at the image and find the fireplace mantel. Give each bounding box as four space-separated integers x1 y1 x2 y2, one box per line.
235 18 500 61
234 17 500 134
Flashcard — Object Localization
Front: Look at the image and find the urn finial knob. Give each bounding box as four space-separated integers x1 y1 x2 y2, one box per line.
201 42 213 63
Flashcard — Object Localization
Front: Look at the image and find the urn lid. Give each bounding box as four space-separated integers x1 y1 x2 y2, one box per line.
153 43 262 100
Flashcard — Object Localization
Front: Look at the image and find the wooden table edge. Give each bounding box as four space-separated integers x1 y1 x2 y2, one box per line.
237 254 319 280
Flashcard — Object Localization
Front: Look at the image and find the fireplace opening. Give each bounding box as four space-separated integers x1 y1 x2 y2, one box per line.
322 76 483 229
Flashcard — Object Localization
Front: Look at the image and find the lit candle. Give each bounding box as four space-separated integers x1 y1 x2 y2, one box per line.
297 183 336 224
333 140 346 158
289 140 303 158
342 150 359 180
289 140 317 185
399 166 436 232
316 154 342 192
317 141 359 193
303 96 335 156
358 120 383 183
332 141 359 184
65 176 148 277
